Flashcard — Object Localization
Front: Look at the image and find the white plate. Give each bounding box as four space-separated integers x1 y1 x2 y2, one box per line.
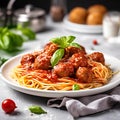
1 52 120 98
63 16 102 34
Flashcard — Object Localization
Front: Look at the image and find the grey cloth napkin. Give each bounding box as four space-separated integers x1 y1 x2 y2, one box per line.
47 86 120 118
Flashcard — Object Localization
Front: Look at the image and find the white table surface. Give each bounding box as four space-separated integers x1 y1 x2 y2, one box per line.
0 17 120 120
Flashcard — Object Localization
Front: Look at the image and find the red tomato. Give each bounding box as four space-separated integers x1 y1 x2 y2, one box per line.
93 40 98 45
1 99 17 114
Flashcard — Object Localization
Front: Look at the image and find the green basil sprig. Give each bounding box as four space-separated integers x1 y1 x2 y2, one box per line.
50 48 64 67
72 84 80 90
17 25 36 40
0 28 24 51
0 26 36 52
0 57 8 67
50 36 78 48
29 106 47 114
50 36 82 67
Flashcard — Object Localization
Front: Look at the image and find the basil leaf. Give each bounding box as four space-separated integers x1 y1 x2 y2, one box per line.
0 28 3 32
10 33 24 47
0 31 24 51
50 48 64 67
2 35 10 49
72 84 80 90
50 36 76 49
1 28 8 34
70 42 82 49
29 106 47 114
0 57 8 67
0 35 5 49
60 36 70 48
0 26 35 52
60 36 67 42
18 28 36 40
50 37 61 44
50 37 68 48
66 36 76 43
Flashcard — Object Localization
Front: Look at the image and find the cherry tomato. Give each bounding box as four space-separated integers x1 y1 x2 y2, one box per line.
1 99 17 114
93 40 98 45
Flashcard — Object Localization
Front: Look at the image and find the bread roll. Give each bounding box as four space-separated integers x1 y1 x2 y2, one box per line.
86 12 104 25
69 7 87 24
88 4 107 14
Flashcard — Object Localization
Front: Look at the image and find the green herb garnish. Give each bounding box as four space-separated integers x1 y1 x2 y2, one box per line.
72 84 80 90
29 106 47 114
0 28 24 51
0 57 8 67
50 48 64 67
17 25 36 40
50 36 82 67
0 26 36 52
50 36 77 48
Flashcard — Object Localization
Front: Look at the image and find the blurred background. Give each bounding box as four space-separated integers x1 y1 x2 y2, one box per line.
0 0 120 45
0 0 120 13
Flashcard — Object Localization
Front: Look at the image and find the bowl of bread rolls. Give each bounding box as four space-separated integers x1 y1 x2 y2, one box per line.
64 4 107 33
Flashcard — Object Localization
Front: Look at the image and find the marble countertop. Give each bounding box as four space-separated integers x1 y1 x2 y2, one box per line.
0 17 120 120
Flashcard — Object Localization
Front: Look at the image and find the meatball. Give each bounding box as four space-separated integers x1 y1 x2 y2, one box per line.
34 55 51 70
44 42 58 56
76 67 92 83
21 54 35 65
65 46 86 58
69 53 88 69
88 52 105 64
32 51 44 58
53 62 74 77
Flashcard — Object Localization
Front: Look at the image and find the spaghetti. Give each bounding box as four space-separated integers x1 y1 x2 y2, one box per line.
12 61 113 91
11 40 113 91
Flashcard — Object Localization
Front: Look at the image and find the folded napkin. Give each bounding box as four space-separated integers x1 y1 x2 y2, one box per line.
47 85 120 118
